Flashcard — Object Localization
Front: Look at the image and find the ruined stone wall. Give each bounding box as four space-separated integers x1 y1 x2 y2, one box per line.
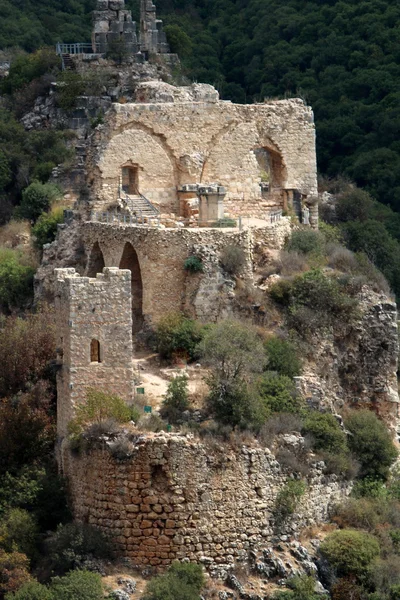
88 92 317 216
63 434 350 574
80 220 290 325
55 267 134 438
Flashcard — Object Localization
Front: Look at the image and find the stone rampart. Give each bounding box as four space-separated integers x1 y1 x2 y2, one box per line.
63 433 350 574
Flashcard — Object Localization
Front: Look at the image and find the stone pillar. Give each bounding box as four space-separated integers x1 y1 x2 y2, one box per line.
198 185 226 226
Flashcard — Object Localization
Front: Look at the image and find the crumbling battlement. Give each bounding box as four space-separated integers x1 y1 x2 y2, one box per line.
55 267 134 438
63 434 351 574
87 93 318 221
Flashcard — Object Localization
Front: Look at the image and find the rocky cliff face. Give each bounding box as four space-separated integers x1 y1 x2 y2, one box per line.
296 287 399 431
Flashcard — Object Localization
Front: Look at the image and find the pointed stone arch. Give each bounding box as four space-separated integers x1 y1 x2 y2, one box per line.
119 242 143 334
87 242 105 277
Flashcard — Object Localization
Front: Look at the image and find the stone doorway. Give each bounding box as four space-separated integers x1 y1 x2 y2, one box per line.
121 165 139 195
119 242 143 334
87 242 105 277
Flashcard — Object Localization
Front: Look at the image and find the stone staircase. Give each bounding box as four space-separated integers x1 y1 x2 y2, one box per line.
61 53 76 70
122 193 160 220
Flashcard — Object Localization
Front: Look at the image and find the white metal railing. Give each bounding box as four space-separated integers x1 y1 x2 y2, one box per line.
269 210 282 223
56 42 99 55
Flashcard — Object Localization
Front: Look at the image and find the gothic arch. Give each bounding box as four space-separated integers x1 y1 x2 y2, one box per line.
119 242 143 334
87 242 105 277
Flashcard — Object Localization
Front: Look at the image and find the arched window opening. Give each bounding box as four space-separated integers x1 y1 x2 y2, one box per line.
87 242 105 277
90 339 101 363
119 242 143 334
254 146 285 189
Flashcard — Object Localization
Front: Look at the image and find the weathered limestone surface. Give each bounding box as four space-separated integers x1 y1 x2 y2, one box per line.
88 93 317 216
296 288 399 429
63 434 350 573
55 267 134 438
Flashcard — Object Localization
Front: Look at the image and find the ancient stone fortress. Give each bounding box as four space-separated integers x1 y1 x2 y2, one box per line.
47 2 396 573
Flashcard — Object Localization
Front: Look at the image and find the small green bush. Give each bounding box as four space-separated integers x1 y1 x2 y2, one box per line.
258 372 301 415
319 529 380 579
0 249 35 311
302 412 347 454
143 561 204 600
286 229 326 256
272 575 322 599
206 378 265 428
264 336 302 378
5 581 53 600
273 480 306 525
0 509 38 560
32 207 64 250
45 523 112 576
17 182 61 222
198 319 266 381
220 245 246 275
345 410 398 481
49 570 103 600
161 374 190 424
155 312 205 361
56 71 85 111
336 188 375 223
68 388 131 437
184 256 204 273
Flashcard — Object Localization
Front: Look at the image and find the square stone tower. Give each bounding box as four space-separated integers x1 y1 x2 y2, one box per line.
55 267 134 438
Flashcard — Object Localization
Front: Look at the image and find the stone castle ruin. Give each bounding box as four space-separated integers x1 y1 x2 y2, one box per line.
92 0 170 57
39 1 398 575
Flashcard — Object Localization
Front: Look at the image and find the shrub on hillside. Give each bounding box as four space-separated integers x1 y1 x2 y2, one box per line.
143 561 204 600
345 410 398 481
273 480 306 525
160 374 190 424
336 188 375 223
45 523 112 576
32 207 64 250
258 372 301 415
198 319 266 382
286 229 326 256
220 245 246 275
184 255 204 273
155 312 205 361
264 336 302 378
0 509 38 560
49 570 103 600
0 249 35 311
55 71 85 111
319 529 380 580
5 580 53 600
206 378 265 429
17 182 61 222
68 388 131 437
272 575 322 599
302 412 347 455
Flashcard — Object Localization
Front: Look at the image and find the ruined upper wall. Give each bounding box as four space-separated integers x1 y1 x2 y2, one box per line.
87 88 318 217
55 267 134 438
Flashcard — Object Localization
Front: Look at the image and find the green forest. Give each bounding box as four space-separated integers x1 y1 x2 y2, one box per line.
2 0 400 212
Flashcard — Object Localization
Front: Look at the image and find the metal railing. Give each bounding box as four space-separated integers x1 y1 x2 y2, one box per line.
118 185 161 217
56 43 99 55
269 210 283 223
